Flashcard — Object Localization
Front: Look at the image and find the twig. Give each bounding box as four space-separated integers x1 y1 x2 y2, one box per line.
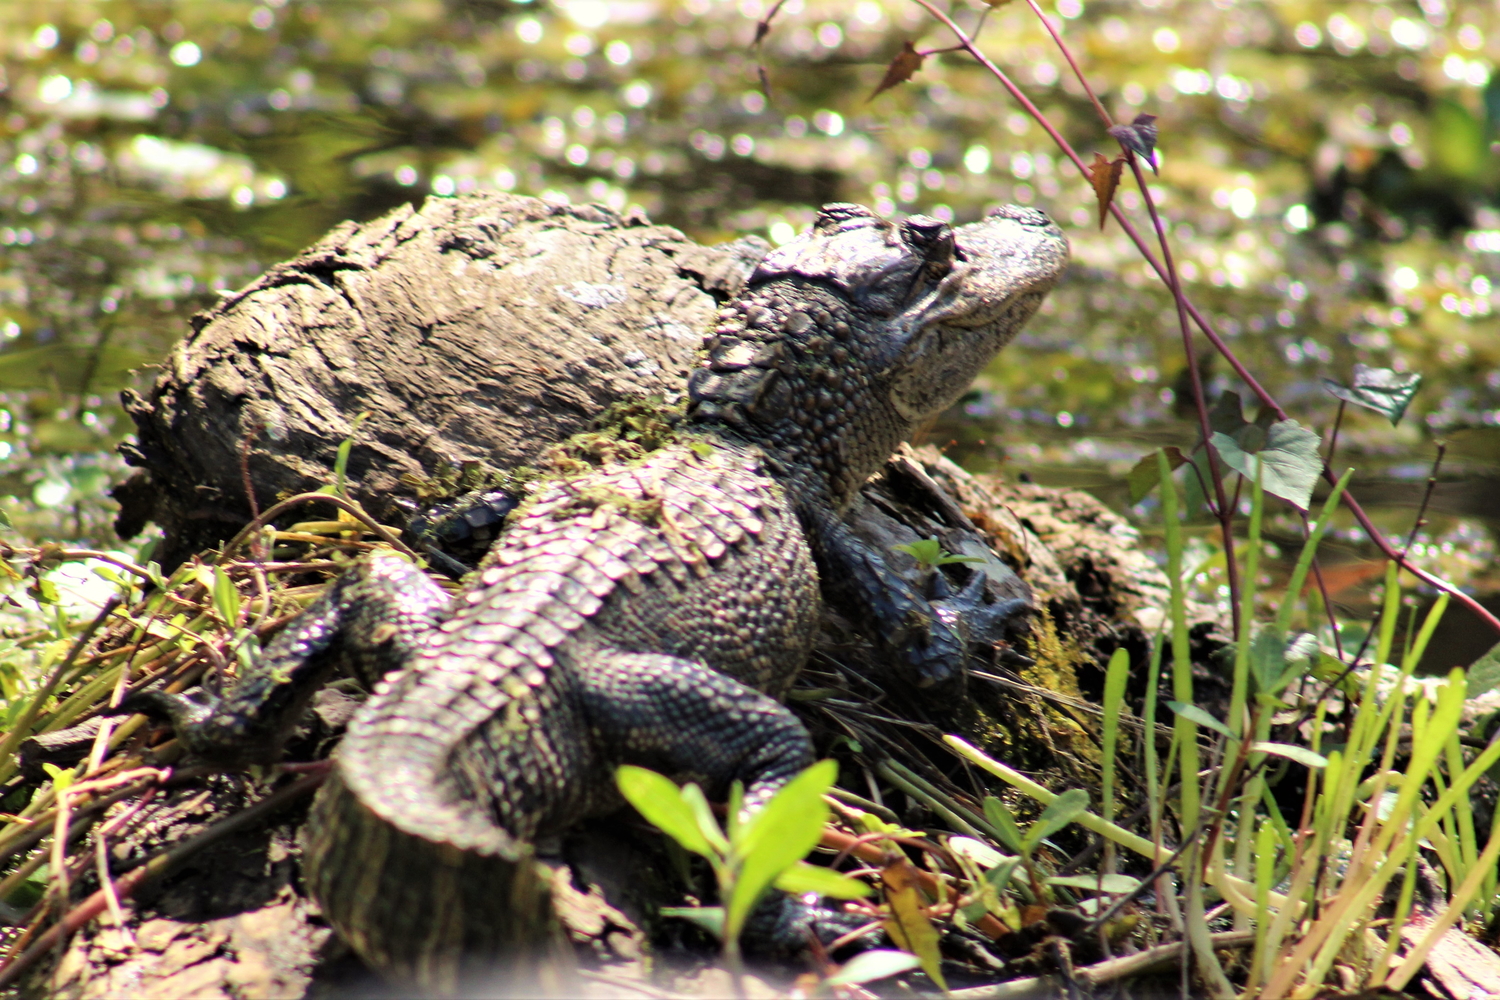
947 930 1255 998
0 771 325 988
216 491 415 564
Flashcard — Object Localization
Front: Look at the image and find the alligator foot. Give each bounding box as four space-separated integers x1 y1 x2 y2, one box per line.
401 488 522 578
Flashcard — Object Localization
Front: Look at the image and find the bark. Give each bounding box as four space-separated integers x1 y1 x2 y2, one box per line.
115 193 767 568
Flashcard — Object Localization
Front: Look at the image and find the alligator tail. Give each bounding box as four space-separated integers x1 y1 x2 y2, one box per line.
302 757 566 993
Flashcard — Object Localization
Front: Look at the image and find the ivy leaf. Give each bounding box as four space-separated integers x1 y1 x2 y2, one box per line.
1126 445 1186 503
1208 390 1248 437
1323 365 1423 426
869 41 926 102
1088 152 1125 229
1210 419 1323 511
1107 113 1160 173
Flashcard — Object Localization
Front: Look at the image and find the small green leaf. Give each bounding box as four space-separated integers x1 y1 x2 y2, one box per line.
1211 419 1323 510
726 760 837 942
0 503 10 528
1046 873 1141 893
1323 365 1422 426
212 566 241 628
774 860 872 899
984 857 1022 892
1022 787 1090 851
1249 628 1287 695
1167 700 1236 740
679 782 730 856
616 766 717 860
1467 641 1500 699
1126 446 1187 504
41 762 75 793
894 538 945 567
982 796 1024 853
661 906 724 938
824 950 922 987
1249 742 1329 768
893 537 983 570
333 411 372 497
33 578 59 606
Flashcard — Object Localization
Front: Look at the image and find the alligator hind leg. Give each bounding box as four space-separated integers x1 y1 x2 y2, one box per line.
122 550 452 766
578 651 815 812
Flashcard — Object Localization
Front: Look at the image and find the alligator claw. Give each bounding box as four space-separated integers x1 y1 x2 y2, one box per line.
905 570 1032 689
112 688 214 730
403 489 521 577
741 892 883 960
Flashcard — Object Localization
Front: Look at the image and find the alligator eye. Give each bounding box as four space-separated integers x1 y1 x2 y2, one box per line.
900 215 955 278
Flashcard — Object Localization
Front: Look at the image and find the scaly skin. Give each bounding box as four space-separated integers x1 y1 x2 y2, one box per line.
130 204 1068 990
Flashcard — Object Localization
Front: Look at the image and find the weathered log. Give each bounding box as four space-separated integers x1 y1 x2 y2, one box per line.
115 194 769 568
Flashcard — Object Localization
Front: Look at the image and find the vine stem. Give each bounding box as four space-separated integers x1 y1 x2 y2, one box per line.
905 0 1500 637
1014 0 1243 635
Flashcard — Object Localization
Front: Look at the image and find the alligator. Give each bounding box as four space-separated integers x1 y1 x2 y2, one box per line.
129 203 1068 989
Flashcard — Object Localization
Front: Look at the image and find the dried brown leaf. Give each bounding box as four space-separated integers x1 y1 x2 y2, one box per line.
1088 152 1125 229
868 41 925 102
882 858 947 991
752 0 788 47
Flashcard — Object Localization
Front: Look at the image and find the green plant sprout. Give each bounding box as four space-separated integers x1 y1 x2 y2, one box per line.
892 537 986 573
615 760 870 979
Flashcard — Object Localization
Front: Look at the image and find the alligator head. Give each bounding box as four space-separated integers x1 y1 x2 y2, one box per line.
689 203 1069 507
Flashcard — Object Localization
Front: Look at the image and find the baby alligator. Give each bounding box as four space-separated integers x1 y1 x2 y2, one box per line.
133 203 1068 989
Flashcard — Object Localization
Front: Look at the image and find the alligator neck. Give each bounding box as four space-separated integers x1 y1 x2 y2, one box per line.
687 280 904 512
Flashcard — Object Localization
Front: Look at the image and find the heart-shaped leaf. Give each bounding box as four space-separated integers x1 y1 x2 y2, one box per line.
1211 418 1323 510
1323 364 1422 426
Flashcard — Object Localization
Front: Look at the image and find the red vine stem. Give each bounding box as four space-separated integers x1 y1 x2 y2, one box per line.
907 0 1500 637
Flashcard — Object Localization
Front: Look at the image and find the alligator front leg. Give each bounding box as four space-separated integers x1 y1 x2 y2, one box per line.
810 512 1030 691
122 551 451 766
